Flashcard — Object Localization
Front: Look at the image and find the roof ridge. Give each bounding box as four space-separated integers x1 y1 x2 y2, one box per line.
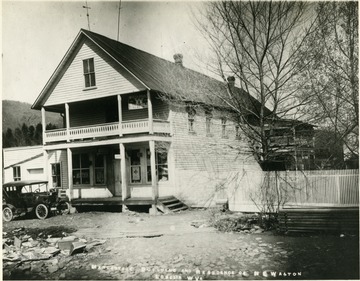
81 29 231 87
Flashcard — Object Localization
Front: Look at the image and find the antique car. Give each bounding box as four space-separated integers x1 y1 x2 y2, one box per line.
2 180 70 222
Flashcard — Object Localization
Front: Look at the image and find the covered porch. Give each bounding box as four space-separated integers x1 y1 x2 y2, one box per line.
44 138 174 211
41 91 171 144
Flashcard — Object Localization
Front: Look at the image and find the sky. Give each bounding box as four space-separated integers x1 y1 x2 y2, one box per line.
2 0 212 105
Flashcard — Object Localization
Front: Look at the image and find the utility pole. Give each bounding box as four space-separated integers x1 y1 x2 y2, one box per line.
83 1 91 31
117 0 122 41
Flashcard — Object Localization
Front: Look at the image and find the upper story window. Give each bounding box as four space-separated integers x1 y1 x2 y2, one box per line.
51 163 61 187
235 125 241 139
128 94 148 110
13 166 21 181
83 58 96 88
205 109 213 136
186 106 196 133
221 118 227 138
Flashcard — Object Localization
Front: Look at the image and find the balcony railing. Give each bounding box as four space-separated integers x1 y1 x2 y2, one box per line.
44 119 171 143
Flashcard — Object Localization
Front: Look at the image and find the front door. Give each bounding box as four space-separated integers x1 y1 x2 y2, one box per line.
114 159 122 196
128 147 153 198
129 149 144 184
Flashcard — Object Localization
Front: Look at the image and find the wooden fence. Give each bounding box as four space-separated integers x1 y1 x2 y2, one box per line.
270 169 359 208
232 169 359 212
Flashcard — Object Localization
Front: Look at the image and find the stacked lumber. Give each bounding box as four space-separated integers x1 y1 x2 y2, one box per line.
278 207 359 233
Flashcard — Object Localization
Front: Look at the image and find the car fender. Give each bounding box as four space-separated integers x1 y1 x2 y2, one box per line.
3 203 16 210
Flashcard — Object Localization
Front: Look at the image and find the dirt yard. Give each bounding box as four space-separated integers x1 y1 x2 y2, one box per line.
3 209 359 280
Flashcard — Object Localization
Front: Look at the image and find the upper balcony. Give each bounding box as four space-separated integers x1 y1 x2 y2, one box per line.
42 92 171 144
44 119 171 143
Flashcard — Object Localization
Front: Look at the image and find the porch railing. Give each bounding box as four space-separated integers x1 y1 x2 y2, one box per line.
69 122 119 140
44 119 171 143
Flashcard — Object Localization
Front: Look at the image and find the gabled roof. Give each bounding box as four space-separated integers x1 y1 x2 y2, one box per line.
32 29 264 115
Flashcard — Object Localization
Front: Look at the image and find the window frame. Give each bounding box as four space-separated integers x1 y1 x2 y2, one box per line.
13 166 21 181
51 163 62 188
221 118 227 138
72 153 91 185
156 150 169 182
186 106 196 133
83 58 96 88
128 94 148 110
146 149 169 183
205 108 213 136
235 125 241 140
94 154 106 185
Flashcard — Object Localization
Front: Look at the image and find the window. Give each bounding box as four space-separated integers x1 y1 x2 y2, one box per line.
83 58 96 88
235 125 241 139
13 166 21 181
128 94 148 110
51 163 61 187
147 149 169 182
72 154 90 185
186 106 196 133
221 118 227 138
156 151 169 182
94 155 106 185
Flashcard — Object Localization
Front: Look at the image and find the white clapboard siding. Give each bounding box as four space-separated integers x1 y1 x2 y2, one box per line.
44 39 145 106
3 146 45 183
70 102 106 127
3 146 44 168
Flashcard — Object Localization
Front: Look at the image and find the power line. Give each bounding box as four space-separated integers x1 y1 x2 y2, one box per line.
83 1 91 31
117 0 122 41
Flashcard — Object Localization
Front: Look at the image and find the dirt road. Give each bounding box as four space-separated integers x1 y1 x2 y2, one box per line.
3 209 359 280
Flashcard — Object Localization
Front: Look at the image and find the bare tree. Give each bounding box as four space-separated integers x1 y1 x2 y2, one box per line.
192 1 317 165
295 1 358 163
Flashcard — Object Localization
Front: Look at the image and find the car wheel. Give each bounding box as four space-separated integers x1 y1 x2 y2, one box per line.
35 204 49 220
3 207 14 222
58 202 70 215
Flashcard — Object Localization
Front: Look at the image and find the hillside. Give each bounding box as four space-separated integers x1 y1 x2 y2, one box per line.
2 100 63 132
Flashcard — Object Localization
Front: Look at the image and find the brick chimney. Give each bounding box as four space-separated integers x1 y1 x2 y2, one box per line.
173 53 183 66
227 76 235 87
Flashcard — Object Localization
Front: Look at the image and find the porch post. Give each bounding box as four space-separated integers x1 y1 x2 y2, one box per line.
117 95 123 136
65 103 70 142
150 140 158 213
67 148 73 202
147 90 153 134
120 143 128 200
41 107 46 144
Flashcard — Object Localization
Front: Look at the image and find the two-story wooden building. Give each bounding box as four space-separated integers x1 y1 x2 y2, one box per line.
29 29 263 212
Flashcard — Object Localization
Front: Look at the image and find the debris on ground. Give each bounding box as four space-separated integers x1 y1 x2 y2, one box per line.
190 220 210 228
2 227 107 277
209 212 266 233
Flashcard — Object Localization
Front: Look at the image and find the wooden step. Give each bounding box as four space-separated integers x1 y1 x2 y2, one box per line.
166 202 183 209
156 196 189 213
158 197 178 204
170 206 188 212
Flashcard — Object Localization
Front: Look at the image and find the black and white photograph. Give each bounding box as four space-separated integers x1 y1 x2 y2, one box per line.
2 1 359 280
